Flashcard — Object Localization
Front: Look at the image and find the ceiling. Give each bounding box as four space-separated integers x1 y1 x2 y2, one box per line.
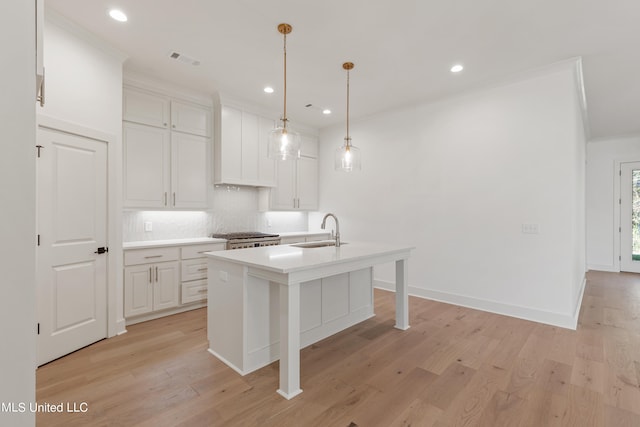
46 0 640 140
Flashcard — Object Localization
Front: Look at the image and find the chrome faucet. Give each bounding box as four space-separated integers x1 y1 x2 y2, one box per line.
321 213 340 247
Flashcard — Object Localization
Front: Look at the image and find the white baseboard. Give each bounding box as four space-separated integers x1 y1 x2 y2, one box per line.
116 319 127 336
586 263 619 272
207 348 246 376
374 279 582 330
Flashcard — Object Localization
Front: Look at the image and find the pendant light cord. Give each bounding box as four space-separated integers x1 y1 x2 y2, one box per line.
283 32 288 129
346 67 350 146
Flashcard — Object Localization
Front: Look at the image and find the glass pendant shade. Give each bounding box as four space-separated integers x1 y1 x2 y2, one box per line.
268 123 301 160
335 138 361 172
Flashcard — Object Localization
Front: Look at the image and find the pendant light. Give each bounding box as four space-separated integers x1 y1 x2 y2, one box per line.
335 62 361 172
268 23 301 161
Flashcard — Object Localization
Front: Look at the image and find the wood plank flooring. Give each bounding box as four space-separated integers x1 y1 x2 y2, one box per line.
36 270 640 426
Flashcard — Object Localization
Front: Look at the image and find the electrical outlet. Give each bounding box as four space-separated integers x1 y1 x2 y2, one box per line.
144 221 153 232
521 223 540 234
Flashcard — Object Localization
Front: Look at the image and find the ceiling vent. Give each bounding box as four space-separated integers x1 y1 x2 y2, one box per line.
168 51 200 66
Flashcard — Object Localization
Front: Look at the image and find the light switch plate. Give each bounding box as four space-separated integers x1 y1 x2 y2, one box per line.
144 221 153 232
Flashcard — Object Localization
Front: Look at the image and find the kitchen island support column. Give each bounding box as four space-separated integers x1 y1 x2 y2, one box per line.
395 259 410 330
277 281 303 399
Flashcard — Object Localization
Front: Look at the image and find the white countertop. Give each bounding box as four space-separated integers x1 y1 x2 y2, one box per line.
204 241 414 274
278 231 331 237
123 231 329 249
123 237 226 249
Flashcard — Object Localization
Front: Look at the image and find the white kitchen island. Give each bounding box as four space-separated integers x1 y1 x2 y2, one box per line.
205 241 413 399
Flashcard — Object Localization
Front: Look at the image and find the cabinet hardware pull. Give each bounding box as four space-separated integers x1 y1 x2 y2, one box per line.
163 122 167 127
149 267 152 283
173 192 176 206
197 268 207 272
155 266 158 282
144 255 163 259
37 67 45 106
197 289 207 293
164 192 167 206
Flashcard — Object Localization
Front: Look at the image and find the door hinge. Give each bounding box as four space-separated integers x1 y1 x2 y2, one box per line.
36 145 43 157
37 323 40 335
37 234 40 246
620 169 622 176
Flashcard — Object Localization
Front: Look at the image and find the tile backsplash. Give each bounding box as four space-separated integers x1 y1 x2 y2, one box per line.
123 186 308 242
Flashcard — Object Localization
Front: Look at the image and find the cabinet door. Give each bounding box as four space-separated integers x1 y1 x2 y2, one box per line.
270 159 297 210
171 101 210 137
297 157 319 210
241 111 259 183
171 133 208 208
153 261 180 311
124 265 153 317
123 122 171 208
217 105 242 183
123 88 170 128
258 116 276 186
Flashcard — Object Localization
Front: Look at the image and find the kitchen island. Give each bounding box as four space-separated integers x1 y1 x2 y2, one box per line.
205 241 413 399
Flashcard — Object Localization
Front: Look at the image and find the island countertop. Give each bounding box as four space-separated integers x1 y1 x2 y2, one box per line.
204 241 414 275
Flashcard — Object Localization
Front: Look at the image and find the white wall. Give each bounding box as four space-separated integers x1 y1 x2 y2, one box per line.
42 12 126 335
0 0 36 425
586 135 640 271
314 60 587 328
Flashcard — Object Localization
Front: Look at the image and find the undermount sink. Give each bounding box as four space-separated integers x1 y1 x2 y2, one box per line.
290 240 347 248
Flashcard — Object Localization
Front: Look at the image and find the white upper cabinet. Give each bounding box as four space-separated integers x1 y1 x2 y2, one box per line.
123 87 171 129
123 122 171 208
123 85 211 209
260 134 319 211
171 132 208 208
214 104 276 187
171 100 211 137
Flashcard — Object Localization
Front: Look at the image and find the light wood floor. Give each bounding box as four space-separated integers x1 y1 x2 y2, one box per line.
36 271 640 426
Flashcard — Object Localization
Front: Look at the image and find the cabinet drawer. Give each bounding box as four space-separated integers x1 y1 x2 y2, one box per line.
182 258 208 281
182 279 208 304
124 247 180 266
182 243 226 259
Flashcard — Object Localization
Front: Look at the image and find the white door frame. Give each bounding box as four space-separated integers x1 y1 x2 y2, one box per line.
37 115 124 339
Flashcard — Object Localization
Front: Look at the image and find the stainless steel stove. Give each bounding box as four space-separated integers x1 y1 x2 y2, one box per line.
211 232 281 250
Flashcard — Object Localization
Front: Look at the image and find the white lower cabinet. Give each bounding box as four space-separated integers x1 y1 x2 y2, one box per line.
180 243 225 304
211 264 374 374
124 242 225 323
124 261 179 317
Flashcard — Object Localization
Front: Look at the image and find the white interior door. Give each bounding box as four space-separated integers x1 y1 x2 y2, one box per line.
620 161 640 273
37 126 108 365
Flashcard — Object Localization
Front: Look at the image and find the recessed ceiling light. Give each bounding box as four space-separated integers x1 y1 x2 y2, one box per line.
450 64 464 73
109 9 128 22
264 87 274 94
322 109 331 115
